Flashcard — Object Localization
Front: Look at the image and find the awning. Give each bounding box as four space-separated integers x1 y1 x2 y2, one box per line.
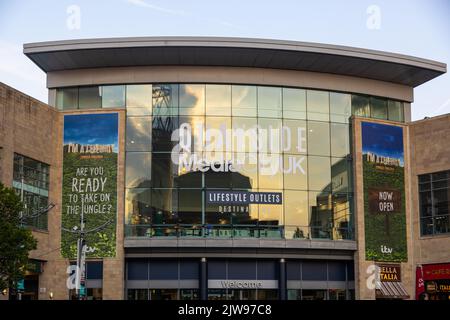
376 281 410 299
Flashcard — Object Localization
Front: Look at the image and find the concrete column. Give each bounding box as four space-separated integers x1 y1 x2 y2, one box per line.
279 258 286 300
200 257 207 300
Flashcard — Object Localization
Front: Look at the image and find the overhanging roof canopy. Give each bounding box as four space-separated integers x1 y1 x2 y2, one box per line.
23 37 446 87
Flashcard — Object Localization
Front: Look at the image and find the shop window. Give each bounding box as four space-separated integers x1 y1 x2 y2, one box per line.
330 92 351 123
13 153 50 230
258 86 282 118
419 170 450 236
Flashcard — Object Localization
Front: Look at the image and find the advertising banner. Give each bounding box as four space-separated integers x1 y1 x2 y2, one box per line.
361 122 407 262
61 113 119 258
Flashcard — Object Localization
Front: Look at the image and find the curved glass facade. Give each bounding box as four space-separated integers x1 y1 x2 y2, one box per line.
56 84 406 240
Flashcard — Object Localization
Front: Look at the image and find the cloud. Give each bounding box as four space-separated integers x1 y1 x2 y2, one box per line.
0 40 46 102
0 41 44 83
126 0 187 16
126 0 241 29
434 98 450 115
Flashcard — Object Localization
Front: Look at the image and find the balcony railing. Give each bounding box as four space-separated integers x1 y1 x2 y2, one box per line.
125 224 354 240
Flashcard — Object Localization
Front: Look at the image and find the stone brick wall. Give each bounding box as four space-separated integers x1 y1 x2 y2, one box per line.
0 82 60 299
0 83 125 300
410 114 450 267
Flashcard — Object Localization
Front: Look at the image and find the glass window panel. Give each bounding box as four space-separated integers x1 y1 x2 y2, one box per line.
228 261 256 280
284 190 308 239
371 97 388 120
149 261 178 280
178 189 202 224
287 289 301 300
153 84 179 116
308 156 331 191
331 157 349 193
432 171 449 181
328 261 346 281
180 261 199 279
101 85 125 108
307 90 329 121
128 289 149 300
419 191 433 217
126 84 152 115
125 188 151 224
79 86 101 109
283 88 306 119
152 116 179 152
283 154 307 190
283 119 307 154
232 117 258 153
258 190 284 226
127 261 148 280
258 118 282 154
257 289 278 300
126 152 151 188
232 153 258 189
206 188 233 225
126 117 152 151
302 261 327 280
258 154 283 189
330 123 349 157
176 152 203 188
151 188 178 224
351 95 370 117
56 88 78 110
232 85 257 117
419 174 431 184
330 92 351 123
178 116 205 152
258 86 282 118
257 261 278 280
204 165 233 189
179 84 205 115
206 84 231 116
332 193 352 240
308 121 330 156
309 192 332 239
205 117 232 153
388 100 404 122
208 261 227 279
287 261 301 280
152 153 179 188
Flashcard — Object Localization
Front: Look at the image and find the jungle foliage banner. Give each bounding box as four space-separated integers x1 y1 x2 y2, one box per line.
361 122 407 262
61 113 118 258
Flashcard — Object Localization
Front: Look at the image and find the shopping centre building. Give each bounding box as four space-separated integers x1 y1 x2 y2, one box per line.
0 37 449 300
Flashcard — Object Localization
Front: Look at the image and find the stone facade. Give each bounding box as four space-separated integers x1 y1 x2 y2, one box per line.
0 83 124 300
1 80 449 300
409 114 450 269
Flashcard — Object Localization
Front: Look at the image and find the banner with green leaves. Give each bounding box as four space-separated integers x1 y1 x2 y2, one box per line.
61 113 118 258
362 121 407 262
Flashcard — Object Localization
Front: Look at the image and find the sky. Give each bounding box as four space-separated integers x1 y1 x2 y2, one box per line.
1 0 449 121
64 113 119 151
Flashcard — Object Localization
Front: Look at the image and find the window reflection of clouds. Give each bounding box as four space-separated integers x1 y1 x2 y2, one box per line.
126 152 151 188
126 117 151 151
232 85 257 117
206 85 231 116
180 84 205 115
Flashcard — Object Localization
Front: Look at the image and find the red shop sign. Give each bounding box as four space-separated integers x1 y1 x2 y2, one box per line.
422 263 450 280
